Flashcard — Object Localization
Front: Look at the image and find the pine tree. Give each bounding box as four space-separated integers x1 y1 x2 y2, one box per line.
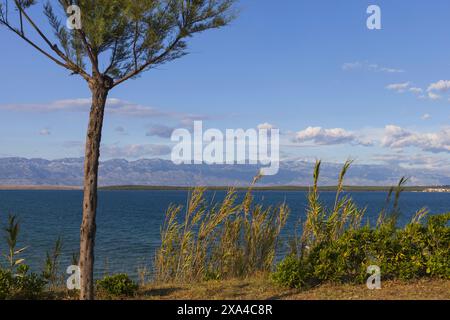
0 0 235 300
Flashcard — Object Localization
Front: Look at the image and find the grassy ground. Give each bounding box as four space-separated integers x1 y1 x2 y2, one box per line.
140 277 450 300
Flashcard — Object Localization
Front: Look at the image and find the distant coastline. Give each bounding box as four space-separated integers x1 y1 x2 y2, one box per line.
1 185 449 192
0 185 81 190
422 187 450 193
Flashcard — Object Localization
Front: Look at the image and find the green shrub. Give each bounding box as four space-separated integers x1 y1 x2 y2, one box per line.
0 269 13 299
274 216 450 288
96 274 138 297
13 272 47 299
272 255 306 289
0 266 46 300
273 161 450 289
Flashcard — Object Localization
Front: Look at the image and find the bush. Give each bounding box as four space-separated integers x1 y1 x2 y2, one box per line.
96 274 138 297
273 161 450 289
13 273 47 299
274 215 450 288
0 266 46 300
0 269 13 299
271 255 306 289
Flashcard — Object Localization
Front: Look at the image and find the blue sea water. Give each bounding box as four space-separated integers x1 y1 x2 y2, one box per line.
0 190 449 280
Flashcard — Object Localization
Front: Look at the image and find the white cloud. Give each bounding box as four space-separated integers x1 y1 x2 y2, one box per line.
373 152 450 171
342 61 404 73
257 123 275 130
382 125 450 153
115 126 127 135
386 83 432 99
342 62 363 71
106 99 169 117
421 80 450 101
146 124 176 138
427 80 450 92
0 98 211 121
0 99 90 113
409 87 423 94
293 127 372 146
386 79 450 101
39 128 51 136
427 92 441 100
291 125 450 154
421 113 431 120
386 82 411 93
369 64 404 73
0 98 162 116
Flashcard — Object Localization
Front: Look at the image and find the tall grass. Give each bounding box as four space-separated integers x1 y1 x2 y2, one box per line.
274 160 450 288
293 160 407 257
42 237 63 290
0 215 47 299
4 215 28 273
155 174 289 283
300 160 365 248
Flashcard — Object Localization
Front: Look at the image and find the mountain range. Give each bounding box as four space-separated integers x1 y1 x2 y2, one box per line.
0 157 449 187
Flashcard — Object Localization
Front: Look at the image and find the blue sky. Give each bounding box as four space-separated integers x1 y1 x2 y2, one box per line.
0 0 449 173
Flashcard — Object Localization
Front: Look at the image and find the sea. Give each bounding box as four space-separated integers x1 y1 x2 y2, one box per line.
0 190 448 280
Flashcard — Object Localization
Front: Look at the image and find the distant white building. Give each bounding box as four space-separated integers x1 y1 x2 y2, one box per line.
423 188 450 193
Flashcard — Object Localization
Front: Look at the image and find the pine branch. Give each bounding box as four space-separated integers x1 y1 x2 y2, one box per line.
12 0 91 81
113 34 184 88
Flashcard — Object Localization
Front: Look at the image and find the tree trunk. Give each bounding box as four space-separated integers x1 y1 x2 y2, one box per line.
79 81 109 300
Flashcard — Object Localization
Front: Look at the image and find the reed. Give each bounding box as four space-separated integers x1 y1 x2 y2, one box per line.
298 160 367 254
155 175 289 283
274 161 450 288
4 215 28 273
42 237 63 290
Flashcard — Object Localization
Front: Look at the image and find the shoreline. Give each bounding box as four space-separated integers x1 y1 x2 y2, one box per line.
0 185 82 190
0 185 448 192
